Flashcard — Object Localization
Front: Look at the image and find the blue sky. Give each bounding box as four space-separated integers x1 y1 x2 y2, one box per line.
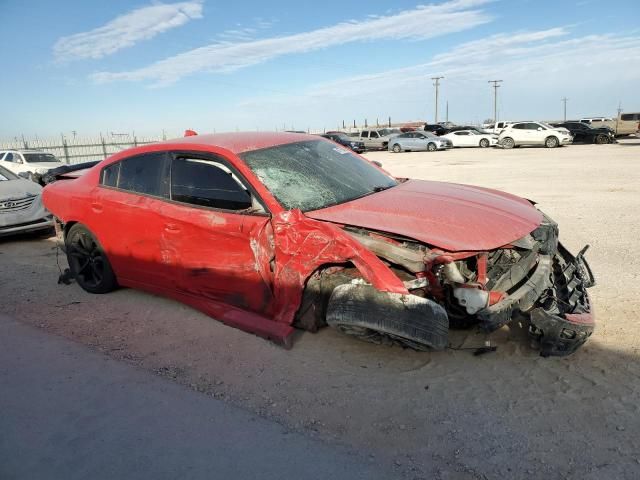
1 0 639 137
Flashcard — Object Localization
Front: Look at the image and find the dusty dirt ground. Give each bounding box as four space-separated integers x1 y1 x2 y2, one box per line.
2 139 640 479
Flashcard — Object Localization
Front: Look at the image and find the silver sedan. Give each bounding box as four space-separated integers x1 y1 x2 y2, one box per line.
0 165 53 237
388 132 452 152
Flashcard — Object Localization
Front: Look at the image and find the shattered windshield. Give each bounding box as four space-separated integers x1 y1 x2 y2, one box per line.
23 153 59 163
0 165 18 181
241 140 397 211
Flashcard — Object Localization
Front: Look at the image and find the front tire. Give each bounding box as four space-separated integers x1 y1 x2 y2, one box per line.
545 136 559 148
65 224 117 294
501 137 515 149
427 143 437 152
392 143 402 153
479 138 490 148
595 134 609 144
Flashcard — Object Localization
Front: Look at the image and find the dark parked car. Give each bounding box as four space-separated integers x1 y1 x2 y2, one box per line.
320 133 365 153
551 122 615 144
42 132 595 357
423 124 447 136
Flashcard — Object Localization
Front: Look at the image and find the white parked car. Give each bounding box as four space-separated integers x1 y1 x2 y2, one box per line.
441 130 497 148
498 122 573 149
0 150 64 182
0 165 53 236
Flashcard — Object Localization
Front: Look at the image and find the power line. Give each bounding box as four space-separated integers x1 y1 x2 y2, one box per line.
431 76 444 123
488 80 503 123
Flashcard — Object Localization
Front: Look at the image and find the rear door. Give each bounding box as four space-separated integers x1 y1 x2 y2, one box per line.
159 153 275 315
92 152 175 287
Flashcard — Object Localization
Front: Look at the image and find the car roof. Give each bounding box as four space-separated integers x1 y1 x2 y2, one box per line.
158 131 320 155
0 149 51 154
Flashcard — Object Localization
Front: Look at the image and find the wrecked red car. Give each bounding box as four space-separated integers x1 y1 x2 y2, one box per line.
42 132 595 357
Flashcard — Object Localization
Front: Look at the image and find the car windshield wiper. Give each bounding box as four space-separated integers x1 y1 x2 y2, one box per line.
372 185 394 192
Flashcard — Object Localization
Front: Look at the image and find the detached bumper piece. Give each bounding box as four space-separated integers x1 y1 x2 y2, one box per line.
326 284 449 351
479 242 595 357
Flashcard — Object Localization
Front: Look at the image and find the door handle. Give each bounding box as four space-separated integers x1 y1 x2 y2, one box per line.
91 202 103 213
164 223 181 233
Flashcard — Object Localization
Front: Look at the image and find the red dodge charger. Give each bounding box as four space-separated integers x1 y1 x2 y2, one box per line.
43 132 595 356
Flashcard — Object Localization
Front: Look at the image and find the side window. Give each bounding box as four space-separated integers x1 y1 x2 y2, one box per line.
526 123 541 130
361 131 369 138
171 157 252 211
370 132 380 138
117 153 169 197
621 113 634 121
101 162 120 187
512 124 525 130
4 153 14 162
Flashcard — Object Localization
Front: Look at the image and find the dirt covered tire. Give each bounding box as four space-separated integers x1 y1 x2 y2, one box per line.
501 137 515 149
545 136 559 148
392 143 402 153
326 285 448 351
479 138 490 148
65 223 118 294
427 143 437 152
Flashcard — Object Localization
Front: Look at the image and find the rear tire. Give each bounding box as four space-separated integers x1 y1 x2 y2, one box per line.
479 138 490 148
545 136 559 148
65 224 117 294
501 137 515 149
427 143 437 152
392 143 401 153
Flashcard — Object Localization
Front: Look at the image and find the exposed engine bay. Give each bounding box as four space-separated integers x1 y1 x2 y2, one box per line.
298 213 595 357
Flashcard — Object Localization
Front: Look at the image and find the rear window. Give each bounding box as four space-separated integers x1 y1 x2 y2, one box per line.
23 153 59 163
621 113 639 121
101 153 169 198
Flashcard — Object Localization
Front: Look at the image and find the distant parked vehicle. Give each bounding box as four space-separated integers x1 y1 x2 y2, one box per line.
388 132 452 152
442 130 497 148
320 133 365 153
0 150 64 183
357 128 401 150
423 124 447 136
614 112 640 136
579 117 617 133
0 164 53 237
484 121 513 134
551 122 615 144
498 122 573 149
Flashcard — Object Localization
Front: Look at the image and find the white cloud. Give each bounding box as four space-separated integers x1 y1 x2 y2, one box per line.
91 0 494 85
53 1 204 62
232 28 640 127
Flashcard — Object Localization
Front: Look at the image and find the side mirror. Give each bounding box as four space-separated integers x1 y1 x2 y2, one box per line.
371 161 383 168
18 172 30 179
537 127 543 131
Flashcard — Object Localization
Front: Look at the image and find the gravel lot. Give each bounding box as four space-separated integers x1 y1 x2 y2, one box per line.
2 139 639 479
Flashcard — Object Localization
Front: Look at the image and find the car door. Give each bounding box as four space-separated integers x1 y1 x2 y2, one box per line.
158 153 275 316
360 131 370 147
454 131 472 146
91 151 177 288
508 123 529 144
368 131 381 148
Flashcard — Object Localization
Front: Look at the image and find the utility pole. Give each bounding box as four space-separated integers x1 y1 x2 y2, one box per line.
488 80 503 123
445 101 449 124
561 97 568 122
431 76 444 123
616 101 623 135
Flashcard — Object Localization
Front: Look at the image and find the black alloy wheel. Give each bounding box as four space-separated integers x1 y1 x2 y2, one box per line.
65 224 117 294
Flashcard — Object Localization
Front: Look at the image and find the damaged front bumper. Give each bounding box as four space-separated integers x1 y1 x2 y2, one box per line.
477 243 595 357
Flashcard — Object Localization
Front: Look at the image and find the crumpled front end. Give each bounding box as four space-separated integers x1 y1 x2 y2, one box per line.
324 213 595 357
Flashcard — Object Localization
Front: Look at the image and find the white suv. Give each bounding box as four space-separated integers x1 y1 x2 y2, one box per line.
498 122 573 149
0 150 64 181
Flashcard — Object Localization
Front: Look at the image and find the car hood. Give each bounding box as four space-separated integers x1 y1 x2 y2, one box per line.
0 179 42 199
306 179 543 251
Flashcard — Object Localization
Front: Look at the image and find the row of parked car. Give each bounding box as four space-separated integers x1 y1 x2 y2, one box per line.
319 114 639 153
